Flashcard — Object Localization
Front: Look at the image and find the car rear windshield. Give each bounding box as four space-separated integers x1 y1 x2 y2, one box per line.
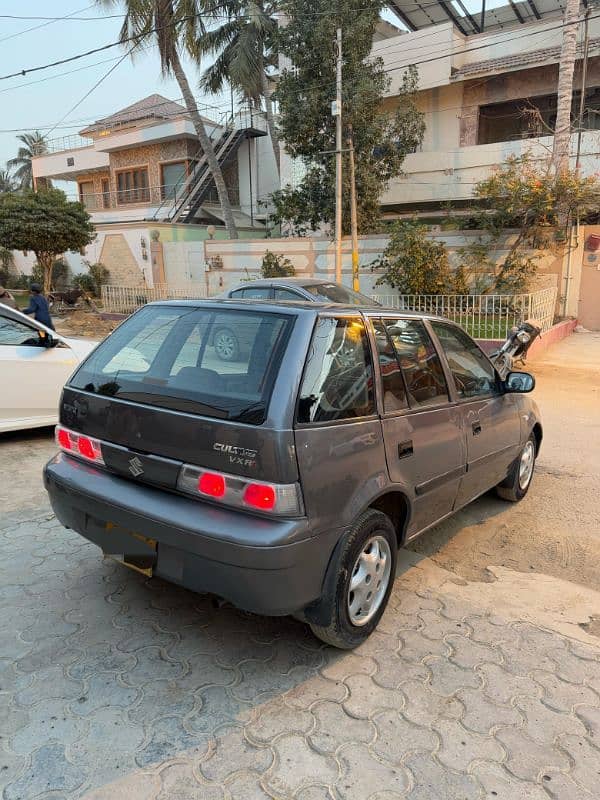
302 283 378 306
69 305 294 424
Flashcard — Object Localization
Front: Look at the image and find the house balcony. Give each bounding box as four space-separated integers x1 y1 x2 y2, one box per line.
382 131 600 209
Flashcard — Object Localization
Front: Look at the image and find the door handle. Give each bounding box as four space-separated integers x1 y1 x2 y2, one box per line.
472 421 482 436
398 440 414 459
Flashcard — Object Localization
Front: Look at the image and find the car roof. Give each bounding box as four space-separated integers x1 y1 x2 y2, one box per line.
229 278 335 287
148 297 449 323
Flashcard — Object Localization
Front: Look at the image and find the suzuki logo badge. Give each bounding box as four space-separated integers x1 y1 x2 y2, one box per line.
128 456 144 478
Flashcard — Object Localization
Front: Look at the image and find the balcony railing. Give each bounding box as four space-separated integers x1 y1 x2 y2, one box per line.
45 134 94 153
76 183 240 212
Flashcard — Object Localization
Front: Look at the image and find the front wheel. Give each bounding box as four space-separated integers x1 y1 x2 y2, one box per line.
309 509 397 649
496 434 536 502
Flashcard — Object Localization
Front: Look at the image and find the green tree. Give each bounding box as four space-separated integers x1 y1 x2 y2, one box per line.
200 0 281 173
459 155 600 293
374 220 455 295
6 132 50 190
0 169 14 194
0 189 95 294
99 0 239 238
273 0 424 235
260 249 295 277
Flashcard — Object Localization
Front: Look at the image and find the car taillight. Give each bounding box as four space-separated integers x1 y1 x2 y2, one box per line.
55 425 105 466
177 464 303 517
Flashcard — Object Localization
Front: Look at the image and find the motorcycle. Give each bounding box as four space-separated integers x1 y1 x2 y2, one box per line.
489 319 542 380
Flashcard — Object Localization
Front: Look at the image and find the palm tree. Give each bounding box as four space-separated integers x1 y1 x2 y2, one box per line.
552 0 580 174
7 131 49 189
200 0 280 174
0 169 14 193
100 0 238 238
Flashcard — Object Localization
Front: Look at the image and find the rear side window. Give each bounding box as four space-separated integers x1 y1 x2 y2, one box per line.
69 305 293 424
380 318 448 408
297 317 375 423
372 320 408 412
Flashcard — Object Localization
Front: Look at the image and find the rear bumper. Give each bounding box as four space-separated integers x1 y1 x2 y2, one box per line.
44 454 340 616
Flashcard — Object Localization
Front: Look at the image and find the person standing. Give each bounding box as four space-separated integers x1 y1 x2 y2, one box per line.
22 283 54 330
0 285 17 309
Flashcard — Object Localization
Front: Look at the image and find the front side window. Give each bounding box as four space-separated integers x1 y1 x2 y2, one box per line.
70 306 293 424
430 321 499 399
382 318 448 408
297 317 374 423
0 315 40 346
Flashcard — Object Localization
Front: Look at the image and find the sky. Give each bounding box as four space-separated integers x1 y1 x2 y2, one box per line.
0 1 232 173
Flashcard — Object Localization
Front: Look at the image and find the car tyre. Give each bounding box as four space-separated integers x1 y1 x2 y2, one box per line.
496 434 536 502
309 509 397 649
213 327 240 362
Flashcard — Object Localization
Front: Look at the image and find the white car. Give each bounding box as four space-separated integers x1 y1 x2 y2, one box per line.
0 304 98 433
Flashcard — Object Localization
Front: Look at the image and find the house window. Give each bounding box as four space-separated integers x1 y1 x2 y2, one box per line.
161 161 187 200
78 181 96 210
116 168 150 204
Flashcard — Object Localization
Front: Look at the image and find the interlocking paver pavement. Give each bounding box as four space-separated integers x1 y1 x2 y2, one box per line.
2 513 600 799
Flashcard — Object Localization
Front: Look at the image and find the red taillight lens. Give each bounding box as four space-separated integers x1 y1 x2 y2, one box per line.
198 472 226 498
77 436 96 460
243 483 276 511
57 428 72 450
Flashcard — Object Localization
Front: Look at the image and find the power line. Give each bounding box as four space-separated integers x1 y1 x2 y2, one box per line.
0 3 96 45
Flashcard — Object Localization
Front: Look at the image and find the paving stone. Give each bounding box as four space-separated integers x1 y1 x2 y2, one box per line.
433 718 504 771
436 595 477 622
427 658 482 695
495 728 570 781
0 745 27 789
264 733 339 797
70 673 138 716
79 771 163 800
335 742 409 800
540 771 595 800
76 726 150 797
10 698 87 756
156 762 222 800
66 643 136 679
188 685 250 737
499 638 559 677
15 635 82 674
0 694 29 743
568 641 600 662
3 743 86 800
14 665 83 706
465 615 521 648
397 629 450 664
321 654 377 682
296 786 335 800
514 696 586 745
371 648 429 690
286 675 347 709
446 634 502 669
558 734 600 794
232 657 318 703
472 762 551 800
343 674 405 719
372 710 438 763
135 715 204 768
127 678 198 725
200 725 273 782
404 751 480 800
246 698 314 743
418 610 472 641
401 679 463 727
479 663 542 705
227 772 274 800
395 593 443 616
548 649 600 686
531 671 599 713
458 687 522 734
576 706 600 739
122 645 185 687
309 701 375 753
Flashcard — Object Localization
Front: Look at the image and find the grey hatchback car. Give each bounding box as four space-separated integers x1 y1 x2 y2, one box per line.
44 300 542 648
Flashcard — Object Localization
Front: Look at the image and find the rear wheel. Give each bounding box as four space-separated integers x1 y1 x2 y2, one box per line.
496 434 536 502
309 509 397 649
213 327 239 362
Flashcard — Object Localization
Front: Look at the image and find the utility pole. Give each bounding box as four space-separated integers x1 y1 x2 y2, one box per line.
347 132 360 292
575 5 591 172
334 27 343 283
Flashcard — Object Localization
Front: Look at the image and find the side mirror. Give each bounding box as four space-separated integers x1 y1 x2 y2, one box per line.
38 329 57 348
505 371 535 393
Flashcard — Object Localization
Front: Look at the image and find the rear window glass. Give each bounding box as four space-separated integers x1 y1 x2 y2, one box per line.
302 283 378 306
69 305 293 424
297 317 375 423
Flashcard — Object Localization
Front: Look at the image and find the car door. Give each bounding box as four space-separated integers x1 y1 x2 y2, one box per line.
0 309 79 430
428 320 521 507
372 317 465 537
